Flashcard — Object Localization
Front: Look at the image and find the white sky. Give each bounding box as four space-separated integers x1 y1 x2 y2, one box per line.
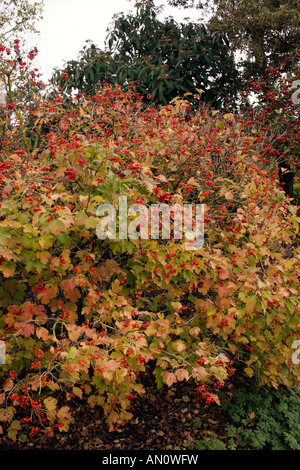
26 0 202 81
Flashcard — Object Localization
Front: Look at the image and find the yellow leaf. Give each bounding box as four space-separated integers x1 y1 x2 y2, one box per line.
171 301 182 312
229 344 237 354
246 295 257 312
57 405 71 421
252 233 266 247
187 177 200 187
57 406 73 432
211 393 221 406
44 396 57 421
37 251 51 265
72 387 83 399
223 113 234 120
0 407 14 422
0 262 15 278
48 219 65 236
244 367 254 378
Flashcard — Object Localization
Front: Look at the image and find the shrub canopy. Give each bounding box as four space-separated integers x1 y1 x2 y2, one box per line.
0 84 299 439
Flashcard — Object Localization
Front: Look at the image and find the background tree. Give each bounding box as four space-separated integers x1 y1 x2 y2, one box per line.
53 4 239 109
167 0 300 81
0 0 43 45
242 53 300 199
167 0 300 198
0 39 45 153
0 0 44 153
53 43 116 98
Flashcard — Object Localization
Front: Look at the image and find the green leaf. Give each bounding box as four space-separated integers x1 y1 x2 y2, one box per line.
38 233 55 250
47 219 65 236
67 347 78 361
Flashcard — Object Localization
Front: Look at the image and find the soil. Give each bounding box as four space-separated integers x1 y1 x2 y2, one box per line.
0 377 233 451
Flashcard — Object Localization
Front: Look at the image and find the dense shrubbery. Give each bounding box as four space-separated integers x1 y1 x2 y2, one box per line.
242 51 300 199
194 381 300 450
0 82 299 442
222 383 300 450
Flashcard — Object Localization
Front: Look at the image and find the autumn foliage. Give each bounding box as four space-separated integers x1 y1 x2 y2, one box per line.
0 80 299 442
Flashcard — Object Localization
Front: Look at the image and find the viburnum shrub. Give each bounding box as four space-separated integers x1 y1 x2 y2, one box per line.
0 38 44 152
241 49 300 198
0 82 299 442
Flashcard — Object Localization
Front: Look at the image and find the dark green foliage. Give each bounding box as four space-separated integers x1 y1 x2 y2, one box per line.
195 434 228 450
222 385 300 450
53 45 117 97
53 5 239 109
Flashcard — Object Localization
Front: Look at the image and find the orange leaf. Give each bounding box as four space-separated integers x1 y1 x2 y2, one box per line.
165 372 177 387
175 368 189 381
36 327 49 341
3 378 13 392
22 323 35 338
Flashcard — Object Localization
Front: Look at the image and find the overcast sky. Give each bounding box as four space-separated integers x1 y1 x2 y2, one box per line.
26 0 202 81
